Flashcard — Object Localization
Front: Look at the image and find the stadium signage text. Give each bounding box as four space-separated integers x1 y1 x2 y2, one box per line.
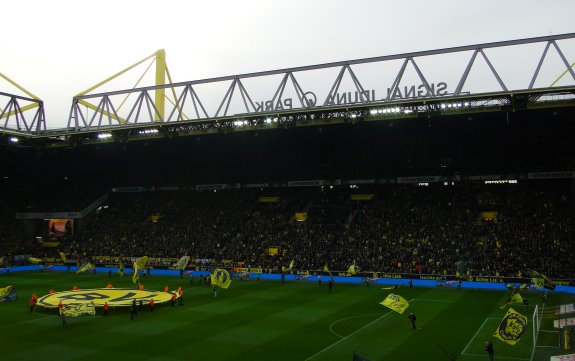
252 82 449 113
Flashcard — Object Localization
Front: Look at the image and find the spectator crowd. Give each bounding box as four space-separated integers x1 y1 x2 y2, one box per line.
2 181 572 280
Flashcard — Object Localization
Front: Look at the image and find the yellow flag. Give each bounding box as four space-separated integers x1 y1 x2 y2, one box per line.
530 270 556 290
175 256 190 270
0 285 14 298
347 262 357 275
380 293 410 314
132 256 149 284
76 262 94 274
59 252 67 263
511 293 523 304
28 257 42 264
118 258 124 277
282 259 294 272
211 268 232 289
0 256 4 265
493 308 528 345
60 303 96 317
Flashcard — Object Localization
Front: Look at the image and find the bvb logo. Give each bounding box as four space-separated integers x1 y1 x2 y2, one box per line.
213 269 232 288
36 289 173 308
498 312 527 341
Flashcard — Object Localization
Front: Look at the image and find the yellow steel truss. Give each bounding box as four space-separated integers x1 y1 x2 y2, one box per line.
77 49 179 123
550 60 575 87
0 72 41 119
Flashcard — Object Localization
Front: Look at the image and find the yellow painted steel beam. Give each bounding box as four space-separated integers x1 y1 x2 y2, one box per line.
0 103 39 120
165 64 188 120
550 60 575 87
77 51 160 96
0 72 41 100
78 100 126 124
154 49 166 121
117 57 156 113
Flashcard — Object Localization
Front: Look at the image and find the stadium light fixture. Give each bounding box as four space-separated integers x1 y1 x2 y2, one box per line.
138 129 159 135
97 133 112 139
8 137 19 143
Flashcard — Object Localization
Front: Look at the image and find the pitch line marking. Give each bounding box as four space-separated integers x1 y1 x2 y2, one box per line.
307 298 419 360
305 311 393 360
461 352 529 360
328 313 380 339
461 317 499 355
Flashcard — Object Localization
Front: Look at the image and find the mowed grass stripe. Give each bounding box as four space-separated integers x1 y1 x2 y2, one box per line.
298 288 458 361
2 272 573 361
386 289 506 361
149 282 385 361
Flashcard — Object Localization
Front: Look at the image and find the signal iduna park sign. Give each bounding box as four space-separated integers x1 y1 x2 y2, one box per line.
37 288 176 308
252 82 449 113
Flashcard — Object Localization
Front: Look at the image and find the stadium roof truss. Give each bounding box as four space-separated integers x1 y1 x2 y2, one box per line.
0 72 46 136
2 33 575 144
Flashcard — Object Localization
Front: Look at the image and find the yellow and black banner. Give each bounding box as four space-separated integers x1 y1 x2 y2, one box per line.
493 308 528 345
60 303 96 317
211 268 232 289
380 293 409 314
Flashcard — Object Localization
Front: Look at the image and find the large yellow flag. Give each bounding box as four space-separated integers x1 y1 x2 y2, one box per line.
132 256 149 284
59 252 67 263
493 308 528 345
380 293 410 314
500 292 524 309
530 269 556 290
511 293 523 304
211 268 232 289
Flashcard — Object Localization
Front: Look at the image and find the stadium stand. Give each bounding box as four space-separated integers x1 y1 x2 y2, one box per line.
0 112 573 280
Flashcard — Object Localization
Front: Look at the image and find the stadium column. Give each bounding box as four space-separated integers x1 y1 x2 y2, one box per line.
154 49 165 122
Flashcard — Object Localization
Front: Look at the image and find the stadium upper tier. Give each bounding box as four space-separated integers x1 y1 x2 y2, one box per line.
1 107 574 190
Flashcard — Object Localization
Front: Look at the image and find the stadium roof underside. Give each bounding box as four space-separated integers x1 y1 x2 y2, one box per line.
1 33 575 146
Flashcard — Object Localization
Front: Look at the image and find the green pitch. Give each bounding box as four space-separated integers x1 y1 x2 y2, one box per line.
0 272 571 361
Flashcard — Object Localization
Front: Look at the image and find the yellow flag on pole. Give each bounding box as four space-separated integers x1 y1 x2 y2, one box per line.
211 268 232 289
380 293 410 314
